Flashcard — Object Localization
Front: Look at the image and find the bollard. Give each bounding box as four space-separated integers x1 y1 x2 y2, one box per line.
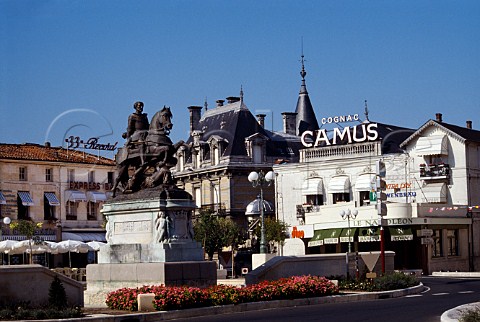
137 293 156 311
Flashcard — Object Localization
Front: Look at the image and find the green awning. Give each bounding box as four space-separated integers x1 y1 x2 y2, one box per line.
358 227 381 242
340 228 357 243
389 227 413 241
308 230 324 247
323 228 342 244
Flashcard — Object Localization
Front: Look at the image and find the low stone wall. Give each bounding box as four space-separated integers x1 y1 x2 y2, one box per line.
246 251 395 285
85 261 217 307
0 264 84 307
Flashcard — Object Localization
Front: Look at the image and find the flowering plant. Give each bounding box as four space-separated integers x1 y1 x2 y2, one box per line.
105 275 339 311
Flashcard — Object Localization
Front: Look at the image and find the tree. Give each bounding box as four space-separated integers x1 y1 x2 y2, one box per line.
9 219 43 264
193 211 245 262
254 217 289 253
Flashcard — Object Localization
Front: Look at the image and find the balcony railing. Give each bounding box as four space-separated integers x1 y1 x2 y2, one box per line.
200 203 227 216
419 163 450 179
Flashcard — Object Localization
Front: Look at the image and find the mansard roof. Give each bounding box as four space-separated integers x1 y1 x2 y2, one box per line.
187 100 303 159
0 143 115 166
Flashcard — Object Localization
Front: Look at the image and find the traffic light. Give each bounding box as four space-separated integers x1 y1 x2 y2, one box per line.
376 160 387 216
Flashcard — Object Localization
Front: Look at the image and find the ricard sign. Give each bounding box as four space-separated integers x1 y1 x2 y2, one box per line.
301 113 379 148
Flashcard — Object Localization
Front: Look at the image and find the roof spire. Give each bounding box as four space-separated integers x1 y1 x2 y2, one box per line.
300 37 306 81
240 85 244 103
294 38 319 135
364 100 370 122
204 97 208 112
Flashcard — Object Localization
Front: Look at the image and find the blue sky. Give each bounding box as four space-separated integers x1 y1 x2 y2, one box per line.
1 0 479 158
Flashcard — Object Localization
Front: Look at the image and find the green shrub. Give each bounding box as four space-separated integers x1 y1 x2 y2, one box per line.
338 271 419 292
460 307 480 322
49 275 68 309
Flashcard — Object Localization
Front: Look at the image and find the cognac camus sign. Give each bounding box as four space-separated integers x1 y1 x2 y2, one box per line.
300 113 379 148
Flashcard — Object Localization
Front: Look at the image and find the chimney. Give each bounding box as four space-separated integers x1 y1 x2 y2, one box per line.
256 114 266 128
435 113 443 122
466 120 472 129
187 106 202 134
282 112 297 135
44 141 51 148
216 100 224 107
226 96 240 104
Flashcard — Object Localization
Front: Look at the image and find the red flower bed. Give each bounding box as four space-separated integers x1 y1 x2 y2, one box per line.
106 275 338 311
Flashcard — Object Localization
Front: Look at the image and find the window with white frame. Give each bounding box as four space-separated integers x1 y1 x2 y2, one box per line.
66 201 77 220
68 169 75 183
87 201 97 220
45 168 53 182
19 167 27 181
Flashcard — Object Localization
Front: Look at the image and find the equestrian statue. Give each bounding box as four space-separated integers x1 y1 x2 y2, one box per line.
111 101 188 196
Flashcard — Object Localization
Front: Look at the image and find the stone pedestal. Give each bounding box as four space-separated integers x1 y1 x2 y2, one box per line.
85 187 216 307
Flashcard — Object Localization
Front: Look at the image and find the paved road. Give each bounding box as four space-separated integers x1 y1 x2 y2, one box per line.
177 277 480 322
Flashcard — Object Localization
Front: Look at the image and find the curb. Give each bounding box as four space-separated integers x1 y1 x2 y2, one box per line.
441 302 480 322
75 283 425 322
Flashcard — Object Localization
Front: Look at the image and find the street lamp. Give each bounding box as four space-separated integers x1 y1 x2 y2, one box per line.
340 209 358 253
248 170 275 254
340 209 357 279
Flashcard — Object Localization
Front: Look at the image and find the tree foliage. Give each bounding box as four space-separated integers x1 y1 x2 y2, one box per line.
193 211 245 261
9 219 43 264
254 217 289 252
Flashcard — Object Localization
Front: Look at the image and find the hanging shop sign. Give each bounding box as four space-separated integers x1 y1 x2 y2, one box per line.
301 123 379 148
65 136 118 151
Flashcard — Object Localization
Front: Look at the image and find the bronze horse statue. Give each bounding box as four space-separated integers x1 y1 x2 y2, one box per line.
112 106 186 196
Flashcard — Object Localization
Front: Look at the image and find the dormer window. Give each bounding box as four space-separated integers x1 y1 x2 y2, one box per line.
207 135 228 166
245 133 268 164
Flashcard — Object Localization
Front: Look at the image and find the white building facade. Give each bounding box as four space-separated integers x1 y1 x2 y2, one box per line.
275 113 478 274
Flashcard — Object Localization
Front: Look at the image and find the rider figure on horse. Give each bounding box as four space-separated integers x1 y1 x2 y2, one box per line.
124 101 149 165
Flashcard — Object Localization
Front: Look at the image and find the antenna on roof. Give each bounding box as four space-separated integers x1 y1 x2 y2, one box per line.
240 85 244 103
364 100 370 122
204 97 208 112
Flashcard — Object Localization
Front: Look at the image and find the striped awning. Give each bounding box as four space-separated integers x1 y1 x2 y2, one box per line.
302 178 324 195
328 176 350 193
0 191 6 205
62 232 106 242
418 183 447 203
44 192 60 206
416 135 448 156
355 174 376 191
17 192 34 206
87 191 107 203
65 190 87 202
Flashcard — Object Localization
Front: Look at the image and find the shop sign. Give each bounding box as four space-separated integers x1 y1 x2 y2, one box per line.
65 136 118 151
69 181 111 191
289 225 314 238
417 229 434 237
352 218 414 227
421 237 434 245
301 123 379 148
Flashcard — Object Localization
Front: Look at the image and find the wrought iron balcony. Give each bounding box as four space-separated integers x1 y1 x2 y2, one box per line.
419 163 450 179
200 203 227 216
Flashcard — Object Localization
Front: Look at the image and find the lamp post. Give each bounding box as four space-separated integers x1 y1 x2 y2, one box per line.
1 217 11 265
248 170 275 254
340 209 357 279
